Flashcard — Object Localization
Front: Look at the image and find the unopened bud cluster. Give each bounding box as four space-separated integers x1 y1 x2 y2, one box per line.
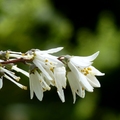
0 47 104 103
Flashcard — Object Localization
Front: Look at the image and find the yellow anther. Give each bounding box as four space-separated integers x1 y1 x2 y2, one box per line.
16 77 20 81
45 59 48 62
50 67 54 72
50 62 53 65
84 73 87 76
82 87 85 90
86 70 89 74
52 81 55 85
87 67 92 71
22 53 25 56
81 69 84 72
22 86 27 90
81 67 91 76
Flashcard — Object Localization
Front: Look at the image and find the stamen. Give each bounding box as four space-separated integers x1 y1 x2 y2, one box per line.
82 87 85 90
45 59 48 62
4 74 27 90
81 69 84 72
81 68 90 76
12 65 29 77
50 62 52 65
87 67 92 71
84 73 87 76
50 67 54 72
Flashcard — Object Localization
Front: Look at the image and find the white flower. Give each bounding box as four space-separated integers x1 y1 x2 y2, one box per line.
29 69 50 101
66 51 105 103
32 47 66 102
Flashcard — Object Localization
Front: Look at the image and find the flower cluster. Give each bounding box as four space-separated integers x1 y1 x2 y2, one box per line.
0 47 104 103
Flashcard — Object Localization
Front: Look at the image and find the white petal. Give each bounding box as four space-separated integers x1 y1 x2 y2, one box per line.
29 71 43 101
42 66 54 83
57 90 65 102
1 67 20 81
36 71 50 91
29 74 34 99
44 54 64 67
54 67 66 102
54 67 66 88
87 74 101 87
0 77 3 89
33 59 52 80
83 51 99 61
67 72 85 103
0 59 4 62
41 47 63 54
90 66 105 76
69 76 76 103
68 61 93 92
9 54 22 58
70 57 92 67
12 65 29 77
8 51 22 54
70 51 99 67
77 51 99 61
36 53 63 67
41 73 52 86
4 74 27 90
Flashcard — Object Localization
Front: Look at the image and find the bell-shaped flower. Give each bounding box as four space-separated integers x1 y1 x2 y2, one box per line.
32 47 67 102
66 51 105 103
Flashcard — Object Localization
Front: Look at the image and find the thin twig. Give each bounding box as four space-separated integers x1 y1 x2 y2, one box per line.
0 58 31 64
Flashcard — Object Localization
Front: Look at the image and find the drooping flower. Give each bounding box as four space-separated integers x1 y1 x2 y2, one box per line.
31 47 67 102
29 68 51 101
33 47 64 79
65 51 105 103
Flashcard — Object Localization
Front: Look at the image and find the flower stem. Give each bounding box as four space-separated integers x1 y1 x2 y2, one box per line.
0 58 31 65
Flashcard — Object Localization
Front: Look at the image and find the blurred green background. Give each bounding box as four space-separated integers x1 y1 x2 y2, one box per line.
0 0 120 120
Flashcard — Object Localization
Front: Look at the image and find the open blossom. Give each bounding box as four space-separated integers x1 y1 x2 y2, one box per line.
31 47 66 102
66 51 105 103
29 65 66 102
